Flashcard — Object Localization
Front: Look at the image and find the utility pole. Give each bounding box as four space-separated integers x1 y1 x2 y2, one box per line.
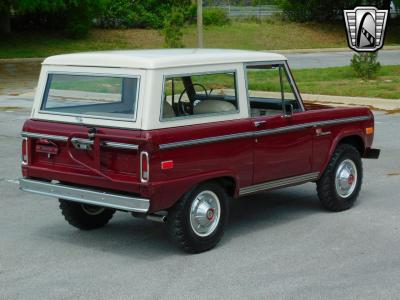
197 0 204 48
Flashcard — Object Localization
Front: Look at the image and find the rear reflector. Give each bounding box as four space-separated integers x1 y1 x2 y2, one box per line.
21 138 28 165
161 160 174 170
140 152 149 182
366 127 374 135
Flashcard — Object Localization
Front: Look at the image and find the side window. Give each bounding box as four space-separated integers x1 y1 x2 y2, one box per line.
246 64 301 117
162 71 238 119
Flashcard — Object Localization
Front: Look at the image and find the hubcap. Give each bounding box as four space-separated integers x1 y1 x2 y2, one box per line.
335 159 358 198
190 190 221 237
81 204 105 216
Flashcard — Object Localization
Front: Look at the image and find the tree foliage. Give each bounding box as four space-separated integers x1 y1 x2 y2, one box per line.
1 0 106 37
98 0 194 29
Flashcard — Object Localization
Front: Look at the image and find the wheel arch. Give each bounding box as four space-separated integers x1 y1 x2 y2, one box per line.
319 132 365 178
337 135 365 156
151 171 240 213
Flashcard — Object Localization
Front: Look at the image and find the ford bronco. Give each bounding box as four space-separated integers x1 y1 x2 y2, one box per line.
19 49 380 253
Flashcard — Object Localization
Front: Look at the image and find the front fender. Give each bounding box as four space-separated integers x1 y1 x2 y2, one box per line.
318 129 365 179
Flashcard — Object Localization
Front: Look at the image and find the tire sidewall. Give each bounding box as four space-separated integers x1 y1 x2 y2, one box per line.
171 182 230 252
332 147 362 202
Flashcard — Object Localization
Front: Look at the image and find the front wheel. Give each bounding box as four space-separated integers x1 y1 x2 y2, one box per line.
59 200 115 230
167 182 230 253
317 144 363 211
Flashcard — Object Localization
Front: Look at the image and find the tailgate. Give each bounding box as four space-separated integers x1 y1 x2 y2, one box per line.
21 119 145 193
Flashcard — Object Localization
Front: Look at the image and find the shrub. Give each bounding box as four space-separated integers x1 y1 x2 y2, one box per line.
203 7 230 26
351 52 381 80
98 0 194 29
162 8 185 48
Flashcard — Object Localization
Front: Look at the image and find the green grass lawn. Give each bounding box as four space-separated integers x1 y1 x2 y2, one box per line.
0 19 399 58
293 66 400 99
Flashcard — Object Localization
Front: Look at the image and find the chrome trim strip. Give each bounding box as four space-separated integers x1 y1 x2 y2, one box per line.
239 172 320 196
102 141 139 150
71 137 93 145
21 132 68 142
159 131 254 150
159 116 371 150
19 178 149 213
20 132 138 150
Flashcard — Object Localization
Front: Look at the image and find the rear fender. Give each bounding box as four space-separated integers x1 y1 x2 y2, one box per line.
148 170 239 212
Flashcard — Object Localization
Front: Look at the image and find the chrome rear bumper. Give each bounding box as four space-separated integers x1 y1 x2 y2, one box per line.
19 178 149 213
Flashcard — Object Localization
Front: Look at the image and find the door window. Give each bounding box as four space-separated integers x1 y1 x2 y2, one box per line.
246 64 301 117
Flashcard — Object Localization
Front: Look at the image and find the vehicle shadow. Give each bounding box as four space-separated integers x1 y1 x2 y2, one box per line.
225 185 322 240
35 184 322 258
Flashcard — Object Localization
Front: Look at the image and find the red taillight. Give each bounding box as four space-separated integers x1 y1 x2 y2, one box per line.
22 138 28 165
161 160 174 170
140 152 149 182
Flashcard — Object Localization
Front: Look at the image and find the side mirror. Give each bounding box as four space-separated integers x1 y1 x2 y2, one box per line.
283 103 294 118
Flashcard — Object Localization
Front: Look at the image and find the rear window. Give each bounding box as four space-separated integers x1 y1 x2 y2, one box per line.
161 71 238 120
40 74 139 120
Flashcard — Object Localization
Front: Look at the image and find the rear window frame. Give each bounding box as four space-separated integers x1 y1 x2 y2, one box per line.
38 71 141 122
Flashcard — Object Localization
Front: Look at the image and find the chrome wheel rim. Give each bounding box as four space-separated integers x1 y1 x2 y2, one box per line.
335 159 358 198
189 190 221 237
81 204 105 216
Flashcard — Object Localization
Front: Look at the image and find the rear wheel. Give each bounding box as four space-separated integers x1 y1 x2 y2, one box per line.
317 144 363 211
167 182 230 253
59 200 115 230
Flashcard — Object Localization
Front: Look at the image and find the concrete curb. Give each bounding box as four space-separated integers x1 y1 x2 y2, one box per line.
302 93 400 111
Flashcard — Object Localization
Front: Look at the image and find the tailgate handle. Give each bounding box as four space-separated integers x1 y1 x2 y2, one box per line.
71 138 93 150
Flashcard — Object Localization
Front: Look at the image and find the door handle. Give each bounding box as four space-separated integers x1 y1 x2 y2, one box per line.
253 120 266 127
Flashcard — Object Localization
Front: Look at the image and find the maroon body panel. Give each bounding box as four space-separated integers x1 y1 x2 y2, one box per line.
21 106 375 213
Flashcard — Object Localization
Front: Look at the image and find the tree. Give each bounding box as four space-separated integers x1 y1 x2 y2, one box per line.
0 0 105 36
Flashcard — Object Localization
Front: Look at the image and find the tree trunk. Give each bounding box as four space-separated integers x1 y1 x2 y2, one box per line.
0 8 11 34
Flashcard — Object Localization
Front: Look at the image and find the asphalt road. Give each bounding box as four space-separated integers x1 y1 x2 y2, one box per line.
285 50 400 69
0 109 399 299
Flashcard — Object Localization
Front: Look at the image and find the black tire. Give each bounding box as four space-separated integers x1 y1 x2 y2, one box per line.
167 182 230 253
317 144 363 212
59 200 115 230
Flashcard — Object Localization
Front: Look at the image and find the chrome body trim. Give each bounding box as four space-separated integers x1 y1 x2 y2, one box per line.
159 115 371 150
19 178 149 213
102 141 139 150
20 132 138 150
239 172 320 196
21 132 68 142
159 131 254 150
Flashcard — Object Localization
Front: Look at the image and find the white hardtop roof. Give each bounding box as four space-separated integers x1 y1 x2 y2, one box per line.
43 49 287 69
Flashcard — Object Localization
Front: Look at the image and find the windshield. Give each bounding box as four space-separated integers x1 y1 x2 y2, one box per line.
40 74 139 120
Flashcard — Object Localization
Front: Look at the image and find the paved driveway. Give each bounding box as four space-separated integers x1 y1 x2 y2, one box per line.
0 109 399 299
